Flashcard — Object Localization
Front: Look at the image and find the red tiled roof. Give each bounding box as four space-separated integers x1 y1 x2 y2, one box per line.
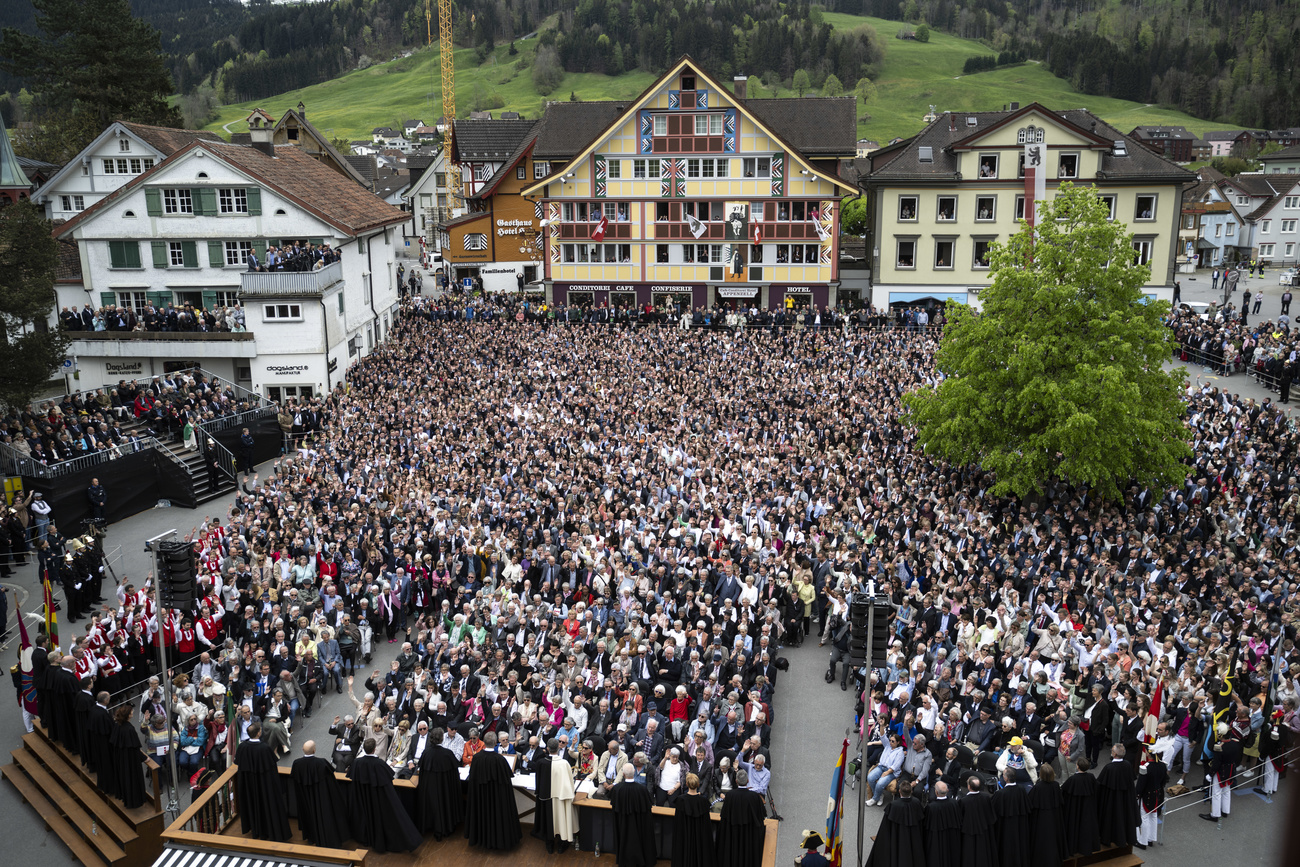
120 122 223 154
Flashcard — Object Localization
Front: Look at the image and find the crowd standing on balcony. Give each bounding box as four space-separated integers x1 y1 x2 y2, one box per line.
18 298 1299 860
59 302 246 334
245 240 341 273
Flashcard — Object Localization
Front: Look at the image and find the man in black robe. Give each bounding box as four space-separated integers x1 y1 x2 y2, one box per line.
865 779 924 867
530 737 558 852
1026 764 1066 865
349 737 423 853
109 706 147 809
290 741 352 848
415 727 464 839
717 769 767 867
992 768 1031 867
73 678 96 767
47 657 80 754
958 776 996 867
464 731 522 850
235 722 291 842
87 692 117 796
1061 758 1100 856
924 780 962 865
611 763 658 867
1096 744 1139 847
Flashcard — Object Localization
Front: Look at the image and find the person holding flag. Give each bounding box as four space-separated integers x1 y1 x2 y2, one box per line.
15 600 40 733
42 568 60 652
1134 744 1167 849
823 738 848 867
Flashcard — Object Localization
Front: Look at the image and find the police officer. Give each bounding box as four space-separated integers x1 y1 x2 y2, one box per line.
86 477 106 527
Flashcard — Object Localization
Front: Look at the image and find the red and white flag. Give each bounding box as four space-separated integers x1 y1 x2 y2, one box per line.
591 215 608 242
752 223 762 245
1142 679 1163 744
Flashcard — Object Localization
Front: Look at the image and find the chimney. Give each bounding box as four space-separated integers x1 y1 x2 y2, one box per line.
949 112 955 133
733 75 748 100
248 117 274 157
1010 101 1020 110
297 100 306 119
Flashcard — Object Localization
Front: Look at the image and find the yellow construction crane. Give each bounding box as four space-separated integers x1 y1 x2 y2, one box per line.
427 0 462 213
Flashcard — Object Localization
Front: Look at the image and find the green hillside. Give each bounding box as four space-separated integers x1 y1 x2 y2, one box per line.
205 13 1240 146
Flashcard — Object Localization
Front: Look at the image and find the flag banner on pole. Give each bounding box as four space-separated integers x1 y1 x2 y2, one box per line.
825 737 848 867
685 213 707 239
42 569 59 651
752 223 762 245
591 215 608 242
810 216 829 242
18 611 38 715
1142 679 1162 744
225 685 238 765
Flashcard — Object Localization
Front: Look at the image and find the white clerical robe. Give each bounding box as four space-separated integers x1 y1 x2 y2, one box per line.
551 756 578 842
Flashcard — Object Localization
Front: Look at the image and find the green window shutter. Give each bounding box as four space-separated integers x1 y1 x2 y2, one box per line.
201 290 218 310
144 188 162 217
125 241 141 269
195 188 217 216
109 241 125 268
100 292 117 307
208 240 225 267
253 240 267 257
148 291 172 308
151 240 168 268
182 241 198 268
246 187 261 215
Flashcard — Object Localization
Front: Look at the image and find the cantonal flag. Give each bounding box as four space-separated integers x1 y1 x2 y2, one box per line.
42 568 59 652
825 738 848 867
17 609 38 715
1143 678 1162 744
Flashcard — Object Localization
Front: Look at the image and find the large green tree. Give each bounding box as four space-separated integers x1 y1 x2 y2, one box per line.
1 0 182 162
0 201 69 412
903 183 1190 502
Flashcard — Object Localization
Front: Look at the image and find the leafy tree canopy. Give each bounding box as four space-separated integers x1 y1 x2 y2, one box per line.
903 183 1190 502
0 201 68 411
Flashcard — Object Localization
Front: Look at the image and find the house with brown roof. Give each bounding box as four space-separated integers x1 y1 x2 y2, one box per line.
50 131 408 398
31 120 224 222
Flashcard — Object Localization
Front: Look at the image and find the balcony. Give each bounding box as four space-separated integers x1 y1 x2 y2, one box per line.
68 330 257 360
240 260 343 296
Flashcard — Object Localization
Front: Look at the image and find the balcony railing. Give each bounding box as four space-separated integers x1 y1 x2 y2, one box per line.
69 331 254 342
239 260 343 296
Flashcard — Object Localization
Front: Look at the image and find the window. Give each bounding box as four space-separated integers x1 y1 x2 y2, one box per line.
936 196 956 221
1058 153 1079 178
119 138 131 152
775 244 789 263
534 161 551 179
287 127 300 141
103 159 115 174
897 239 916 269
653 115 668 136
163 188 193 214
656 244 670 263
117 291 148 313
934 239 955 269
603 202 618 220
1259 243 1275 257
687 159 700 179
224 241 253 266
1261 220 1272 234
607 160 622 179
1227 223 1236 236
117 159 129 174
751 244 764 263
562 244 576 263
1132 239 1154 266
212 291 239 307
1014 196 1025 221
1237 196 1250 205
898 196 918 221
682 244 695 263
694 115 723 135
1016 126 1045 144
516 165 526 179
1286 196 1300 209
562 202 575 222
60 195 84 211
143 158 154 171
474 165 490 181
1134 195 1156 220
804 244 819 263
656 202 670 221
681 74 696 90
169 242 186 267
978 154 998 178
130 158 142 173
616 202 629 221
975 196 996 221
1287 243 1296 258
337 292 345 314
263 303 303 321
1183 215 1196 230
973 239 993 268
1283 220 1297 233
742 158 771 178
1097 195 1116 220
1215 224 1222 237
108 240 141 269
219 188 248 214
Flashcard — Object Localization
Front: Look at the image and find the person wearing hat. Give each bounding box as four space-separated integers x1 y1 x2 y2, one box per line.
29 491 51 543
995 735 1037 787
1200 722 1243 823
1134 744 1167 849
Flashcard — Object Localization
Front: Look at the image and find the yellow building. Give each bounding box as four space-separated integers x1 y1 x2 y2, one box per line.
519 56 858 311
860 104 1195 310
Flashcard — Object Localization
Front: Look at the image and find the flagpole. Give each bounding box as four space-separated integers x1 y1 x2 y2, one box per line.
146 528 182 818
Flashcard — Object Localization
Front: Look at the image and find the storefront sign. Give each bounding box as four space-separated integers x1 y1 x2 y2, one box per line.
266 364 310 376
717 286 758 298
775 285 815 294
495 219 535 237
104 360 143 377
481 266 519 274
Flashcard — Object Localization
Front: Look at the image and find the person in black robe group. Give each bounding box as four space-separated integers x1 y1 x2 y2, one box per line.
415 728 463 840
87 692 117 796
865 780 924 867
671 772 716 867
1026 764 1067 866
610 764 658 867
924 781 962 865
235 722 291 842
1135 747 1168 850
73 679 96 766
349 738 423 853
290 741 353 849
109 705 147 809
46 657 80 755
959 776 996 867
717 770 767 867
530 737 558 851
1061 758 1100 856
464 731 522 850
992 769 1031 867
1096 745 1139 847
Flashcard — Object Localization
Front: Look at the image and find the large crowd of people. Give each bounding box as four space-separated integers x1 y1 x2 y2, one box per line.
59 302 246 334
15 297 1300 864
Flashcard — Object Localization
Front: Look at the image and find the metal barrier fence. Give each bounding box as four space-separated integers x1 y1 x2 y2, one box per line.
1 434 158 479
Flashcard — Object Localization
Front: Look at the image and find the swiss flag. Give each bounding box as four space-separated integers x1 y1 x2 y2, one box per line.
752 223 762 245
591 215 608 242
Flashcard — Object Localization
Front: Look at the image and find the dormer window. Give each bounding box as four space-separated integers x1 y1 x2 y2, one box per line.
119 138 131 152
681 74 696 91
